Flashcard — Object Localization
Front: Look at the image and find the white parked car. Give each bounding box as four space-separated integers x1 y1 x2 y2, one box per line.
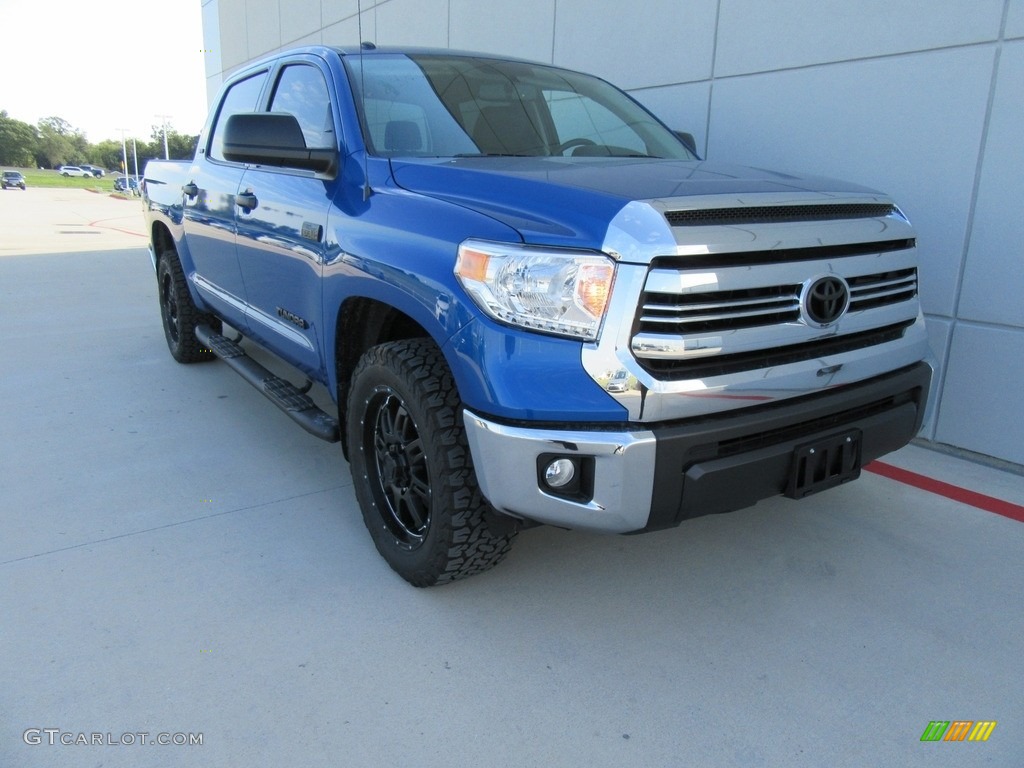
59 166 92 178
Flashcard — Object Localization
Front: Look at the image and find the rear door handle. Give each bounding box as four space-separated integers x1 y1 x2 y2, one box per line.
182 182 198 197
236 192 258 210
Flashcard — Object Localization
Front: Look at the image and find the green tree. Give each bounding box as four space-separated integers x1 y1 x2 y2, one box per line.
35 116 84 168
68 131 90 163
89 139 124 171
1 112 198 172
0 110 37 167
150 124 200 160
167 130 199 160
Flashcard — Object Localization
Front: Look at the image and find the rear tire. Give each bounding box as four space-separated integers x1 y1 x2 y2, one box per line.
156 249 219 363
347 339 517 586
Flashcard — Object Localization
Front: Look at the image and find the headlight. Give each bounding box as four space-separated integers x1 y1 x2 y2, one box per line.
455 240 616 341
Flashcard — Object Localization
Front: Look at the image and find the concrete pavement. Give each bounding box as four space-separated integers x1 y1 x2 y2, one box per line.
0 185 148 254
1 189 1021 767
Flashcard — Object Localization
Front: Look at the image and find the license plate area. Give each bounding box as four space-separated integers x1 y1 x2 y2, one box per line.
785 429 862 499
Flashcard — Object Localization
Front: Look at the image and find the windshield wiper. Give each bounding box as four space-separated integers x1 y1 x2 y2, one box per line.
452 153 535 158
450 152 662 159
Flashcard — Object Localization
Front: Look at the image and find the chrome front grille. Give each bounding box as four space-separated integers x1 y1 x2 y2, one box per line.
639 284 801 334
584 192 929 423
637 267 916 337
638 321 914 381
631 245 919 377
847 268 917 311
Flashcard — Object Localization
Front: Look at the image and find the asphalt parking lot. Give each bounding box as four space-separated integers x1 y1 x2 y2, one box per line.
2 188 1022 767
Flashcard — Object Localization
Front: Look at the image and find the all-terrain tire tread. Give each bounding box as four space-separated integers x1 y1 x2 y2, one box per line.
348 339 516 587
157 249 218 364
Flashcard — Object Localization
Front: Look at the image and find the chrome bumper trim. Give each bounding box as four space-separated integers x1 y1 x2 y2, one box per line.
462 410 656 533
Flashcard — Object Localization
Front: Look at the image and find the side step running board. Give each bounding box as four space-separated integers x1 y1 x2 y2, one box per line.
195 325 340 443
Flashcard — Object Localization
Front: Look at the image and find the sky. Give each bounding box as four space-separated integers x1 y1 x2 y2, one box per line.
0 0 209 143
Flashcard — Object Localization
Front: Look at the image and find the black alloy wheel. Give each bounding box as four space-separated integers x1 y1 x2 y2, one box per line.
156 249 217 363
159 263 182 347
366 389 432 549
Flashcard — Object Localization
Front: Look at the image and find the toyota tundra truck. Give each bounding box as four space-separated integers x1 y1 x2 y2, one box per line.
142 45 933 586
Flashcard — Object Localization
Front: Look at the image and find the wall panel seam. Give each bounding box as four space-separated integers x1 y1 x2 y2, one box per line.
617 41 1002 99
714 39 1003 81
551 0 558 64
933 317 1024 334
933 0 1010 441
702 0 722 159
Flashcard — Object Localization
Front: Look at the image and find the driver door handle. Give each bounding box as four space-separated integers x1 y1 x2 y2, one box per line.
236 192 258 210
182 182 198 197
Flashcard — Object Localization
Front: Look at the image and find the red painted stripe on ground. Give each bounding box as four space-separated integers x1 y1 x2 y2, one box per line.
864 461 1024 523
87 217 147 237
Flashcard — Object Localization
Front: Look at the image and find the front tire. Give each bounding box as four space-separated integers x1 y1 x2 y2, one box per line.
156 249 218 363
347 339 517 586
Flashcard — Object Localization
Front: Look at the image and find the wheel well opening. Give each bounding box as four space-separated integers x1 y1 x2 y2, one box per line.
335 298 431 455
151 222 174 261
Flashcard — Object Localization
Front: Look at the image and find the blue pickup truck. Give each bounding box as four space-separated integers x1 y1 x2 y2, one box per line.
143 45 932 586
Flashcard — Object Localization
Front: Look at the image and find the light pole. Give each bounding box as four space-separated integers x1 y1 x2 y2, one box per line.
155 114 172 159
116 127 129 180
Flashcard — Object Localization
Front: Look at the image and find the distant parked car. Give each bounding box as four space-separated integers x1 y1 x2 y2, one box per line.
59 166 92 178
605 369 631 393
2 171 27 190
114 176 141 195
79 164 105 177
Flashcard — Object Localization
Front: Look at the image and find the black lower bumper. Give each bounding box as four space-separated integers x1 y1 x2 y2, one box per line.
641 362 932 532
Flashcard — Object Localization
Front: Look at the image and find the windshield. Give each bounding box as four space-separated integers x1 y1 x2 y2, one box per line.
343 53 695 160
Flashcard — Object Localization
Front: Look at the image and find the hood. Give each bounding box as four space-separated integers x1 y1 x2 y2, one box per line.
389 157 882 250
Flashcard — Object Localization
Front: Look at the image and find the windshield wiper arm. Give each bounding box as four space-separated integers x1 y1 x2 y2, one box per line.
453 152 535 158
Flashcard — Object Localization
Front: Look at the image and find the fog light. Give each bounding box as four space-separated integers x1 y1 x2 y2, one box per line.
544 458 576 489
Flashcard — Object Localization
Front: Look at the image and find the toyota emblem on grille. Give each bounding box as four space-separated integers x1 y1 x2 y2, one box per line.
803 275 850 326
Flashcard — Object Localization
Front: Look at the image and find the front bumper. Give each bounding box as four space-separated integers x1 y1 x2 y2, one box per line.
463 361 932 534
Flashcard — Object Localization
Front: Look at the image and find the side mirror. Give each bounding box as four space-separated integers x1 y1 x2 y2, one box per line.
673 130 700 158
223 112 337 174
